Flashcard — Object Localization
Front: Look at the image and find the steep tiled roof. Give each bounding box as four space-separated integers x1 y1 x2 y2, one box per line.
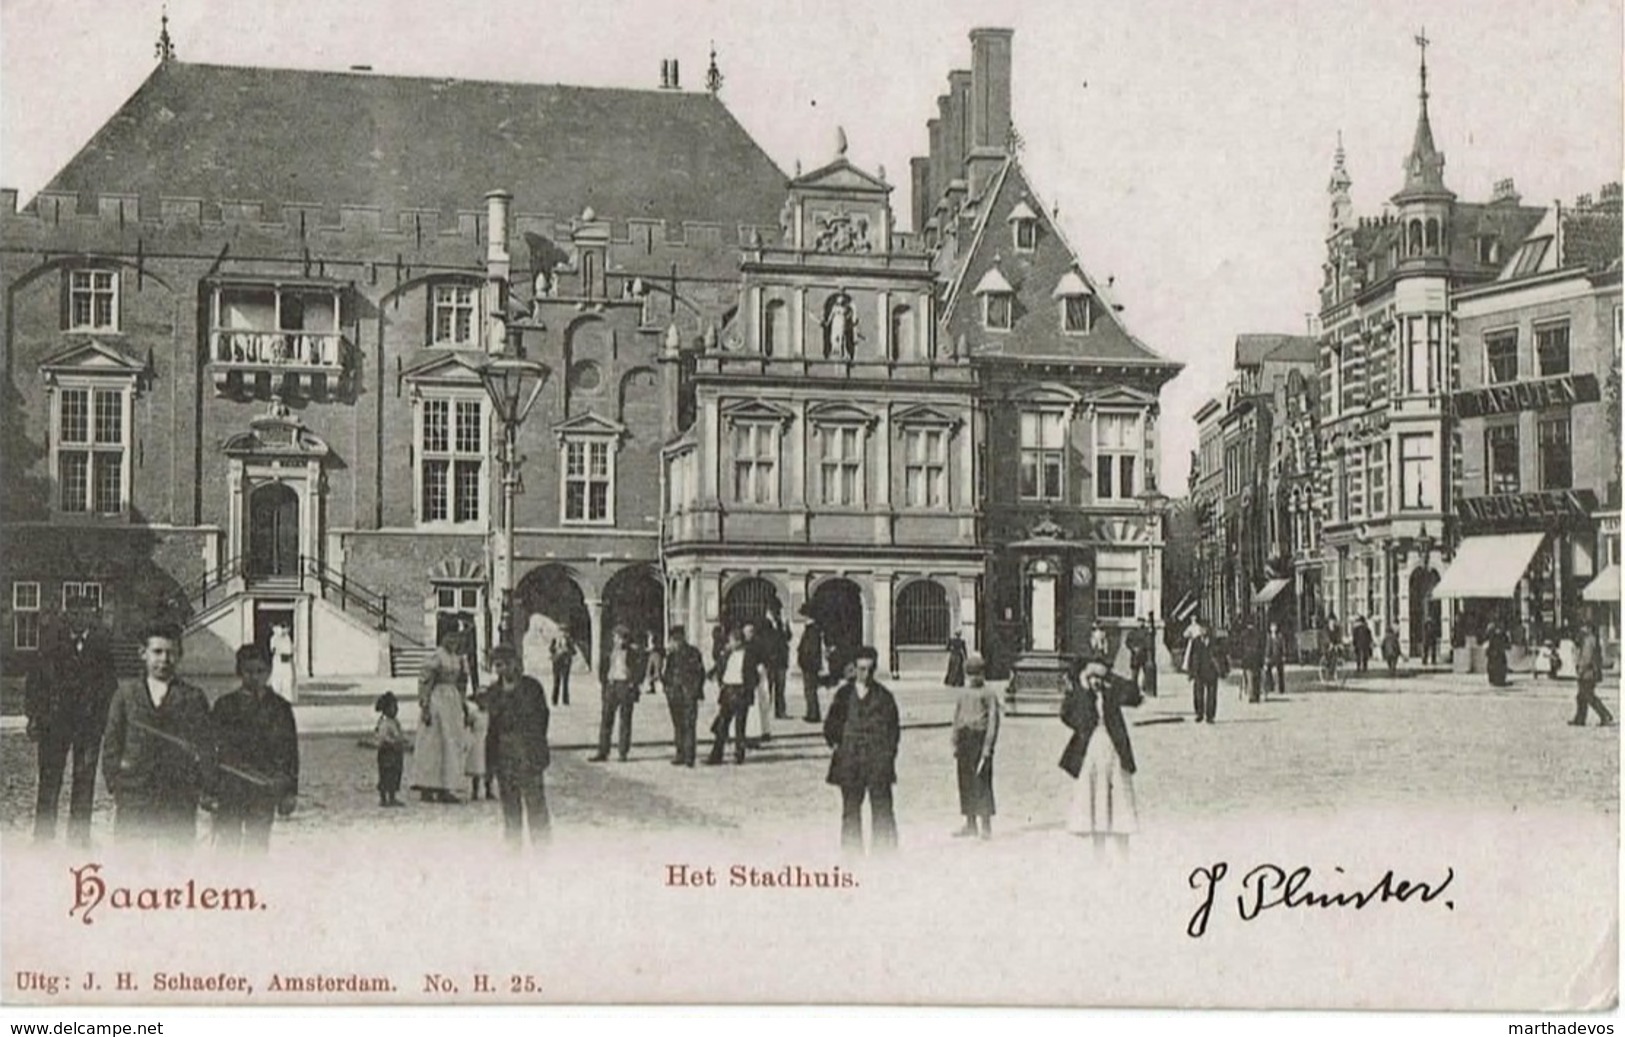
37 61 788 226
941 159 1176 368
1234 334 1318 367
1561 207 1624 272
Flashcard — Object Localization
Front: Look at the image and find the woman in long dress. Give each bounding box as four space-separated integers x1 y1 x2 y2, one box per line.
1486 622 1511 687
268 624 297 703
410 628 470 803
943 632 967 688
1059 654 1143 860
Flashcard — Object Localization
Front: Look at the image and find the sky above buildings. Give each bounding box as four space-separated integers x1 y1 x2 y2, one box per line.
3 0 1620 491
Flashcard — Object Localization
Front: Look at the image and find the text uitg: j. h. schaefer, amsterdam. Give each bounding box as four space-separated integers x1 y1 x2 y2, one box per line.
1185 861 1456 938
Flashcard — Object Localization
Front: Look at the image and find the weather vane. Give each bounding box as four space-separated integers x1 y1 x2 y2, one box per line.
155 4 176 63
705 41 724 96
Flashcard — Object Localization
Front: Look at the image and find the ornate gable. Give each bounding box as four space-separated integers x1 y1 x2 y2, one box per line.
893 403 963 429
222 400 331 458
400 351 489 388
552 411 627 444
806 401 877 428
720 399 796 425
1081 385 1158 409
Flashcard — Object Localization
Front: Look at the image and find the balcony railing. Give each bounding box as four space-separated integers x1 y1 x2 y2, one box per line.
210 329 352 396
212 329 347 369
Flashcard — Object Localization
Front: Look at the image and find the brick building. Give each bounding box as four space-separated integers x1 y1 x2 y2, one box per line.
1 56 784 679
2 28 1181 684
1446 186 1622 662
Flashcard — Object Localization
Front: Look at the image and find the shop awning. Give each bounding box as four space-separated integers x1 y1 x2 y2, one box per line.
1431 532 1547 599
1252 578 1290 605
1583 564 1621 602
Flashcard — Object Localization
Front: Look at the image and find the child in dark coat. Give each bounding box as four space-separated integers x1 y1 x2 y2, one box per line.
210 643 300 853
374 692 407 807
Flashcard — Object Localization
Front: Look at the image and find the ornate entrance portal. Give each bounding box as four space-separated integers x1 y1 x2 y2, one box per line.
248 483 300 577
222 401 330 576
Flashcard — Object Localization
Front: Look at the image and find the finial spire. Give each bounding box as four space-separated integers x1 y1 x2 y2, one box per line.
155 4 175 63
705 40 723 96
1414 27 1430 110
835 126 848 158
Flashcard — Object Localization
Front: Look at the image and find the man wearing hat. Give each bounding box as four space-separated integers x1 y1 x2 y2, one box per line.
486 644 553 845
26 593 118 846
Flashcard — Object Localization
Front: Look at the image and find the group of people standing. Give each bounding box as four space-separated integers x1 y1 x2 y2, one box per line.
26 604 301 853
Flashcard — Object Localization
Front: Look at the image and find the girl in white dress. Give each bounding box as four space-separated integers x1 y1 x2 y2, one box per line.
268 624 297 703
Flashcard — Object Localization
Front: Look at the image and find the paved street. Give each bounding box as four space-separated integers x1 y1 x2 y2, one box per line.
2 669 1615 852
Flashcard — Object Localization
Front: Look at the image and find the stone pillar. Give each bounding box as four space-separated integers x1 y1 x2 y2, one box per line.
877 290 891 360
873 573 895 678
701 397 720 501
793 401 809 508
227 460 245 562
747 285 762 354
586 598 604 678
957 574 980 654
956 411 972 511
701 571 722 627
793 288 807 357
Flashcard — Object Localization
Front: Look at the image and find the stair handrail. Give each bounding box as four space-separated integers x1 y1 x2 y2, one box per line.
299 555 395 632
190 555 246 615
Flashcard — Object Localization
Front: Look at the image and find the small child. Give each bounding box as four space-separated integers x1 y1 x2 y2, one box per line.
465 690 494 801
950 653 1000 840
211 643 300 853
374 692 407 808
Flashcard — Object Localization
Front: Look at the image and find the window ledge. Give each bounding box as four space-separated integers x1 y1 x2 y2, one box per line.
560 518 616 528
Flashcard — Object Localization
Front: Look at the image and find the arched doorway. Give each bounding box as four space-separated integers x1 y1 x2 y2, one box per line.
894 580 951 646
248 483 299 578
603 565 665 665
810 578 864 652
1408 567 1440 656
515 564 590 662
722 577 782 633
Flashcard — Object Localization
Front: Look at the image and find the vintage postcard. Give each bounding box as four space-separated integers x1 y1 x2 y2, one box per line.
1 0 1620 1013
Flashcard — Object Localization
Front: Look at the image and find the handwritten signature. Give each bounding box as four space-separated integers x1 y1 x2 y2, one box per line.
1186 862 1455 938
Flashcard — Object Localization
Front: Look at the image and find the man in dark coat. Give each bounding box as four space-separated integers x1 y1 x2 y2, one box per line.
797 615 825 723
1183 621 1221 724
1351 616 1373 674
707 627 765 765
662 626 707 766
486 644 552 846
822 646 901 854
1569 621 1614 727
591 625 642 762
26 596 118 846
763 607 792 720
100 622 215 848
210 644 300 853
1263 621 1288 697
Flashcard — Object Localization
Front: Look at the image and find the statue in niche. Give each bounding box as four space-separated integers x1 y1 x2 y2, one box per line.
822 295 857 360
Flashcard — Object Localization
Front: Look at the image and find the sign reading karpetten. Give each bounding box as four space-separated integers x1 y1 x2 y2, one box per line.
1451 374 1601 419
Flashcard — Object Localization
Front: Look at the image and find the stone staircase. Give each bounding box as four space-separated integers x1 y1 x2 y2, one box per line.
390 644 436 679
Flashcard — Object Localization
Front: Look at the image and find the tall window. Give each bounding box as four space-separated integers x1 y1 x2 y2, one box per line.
1013 218 1037 252
983 292 1014 331
56 386 128 514
731 422 778 505
1366 443 1386 515
1347 452 1365 520
1095 412 1141 501
1399 433 1436 510
563 438 614 523
66 269 118 331
1484 330 1519 383
1485 424 1520 495
11 583 40 651
1536 322 1570 377
431 284 478 346
903 427 948 508
818 426 864 507
1018 411 1065 500
1095 551 1139 620
1405 316 1426 393
419 396 484 525
1538 414 1572 490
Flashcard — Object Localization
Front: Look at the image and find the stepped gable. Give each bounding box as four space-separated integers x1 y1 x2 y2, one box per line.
36 61 789 229
942 158 1177 367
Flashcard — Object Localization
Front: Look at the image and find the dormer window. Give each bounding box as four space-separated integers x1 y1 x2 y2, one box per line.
974 267 1015 331
1053 270 1094 334
1007 199 1041 253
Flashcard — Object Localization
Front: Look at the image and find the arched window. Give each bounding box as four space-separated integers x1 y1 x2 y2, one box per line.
1408 220 1423 257
894 580 951 646
763 299 788 357
723 577 781 631
891 305 914 361
1425 218 1440 253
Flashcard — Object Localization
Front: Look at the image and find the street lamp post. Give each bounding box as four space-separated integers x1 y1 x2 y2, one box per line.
477 354 548 655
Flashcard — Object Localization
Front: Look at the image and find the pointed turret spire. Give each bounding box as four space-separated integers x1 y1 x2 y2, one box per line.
1329 130 1351 192
1395 28 1453 201
1328 131 1353 236
155 4 175 63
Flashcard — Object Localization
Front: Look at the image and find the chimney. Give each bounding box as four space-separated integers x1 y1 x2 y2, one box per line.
967 28 1013 195
910 156 931 236
485 190 513 352
660 59 682 89
1490 178 1521 205
947 69 973 180
1600 182 1622 210
927 111 945 213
